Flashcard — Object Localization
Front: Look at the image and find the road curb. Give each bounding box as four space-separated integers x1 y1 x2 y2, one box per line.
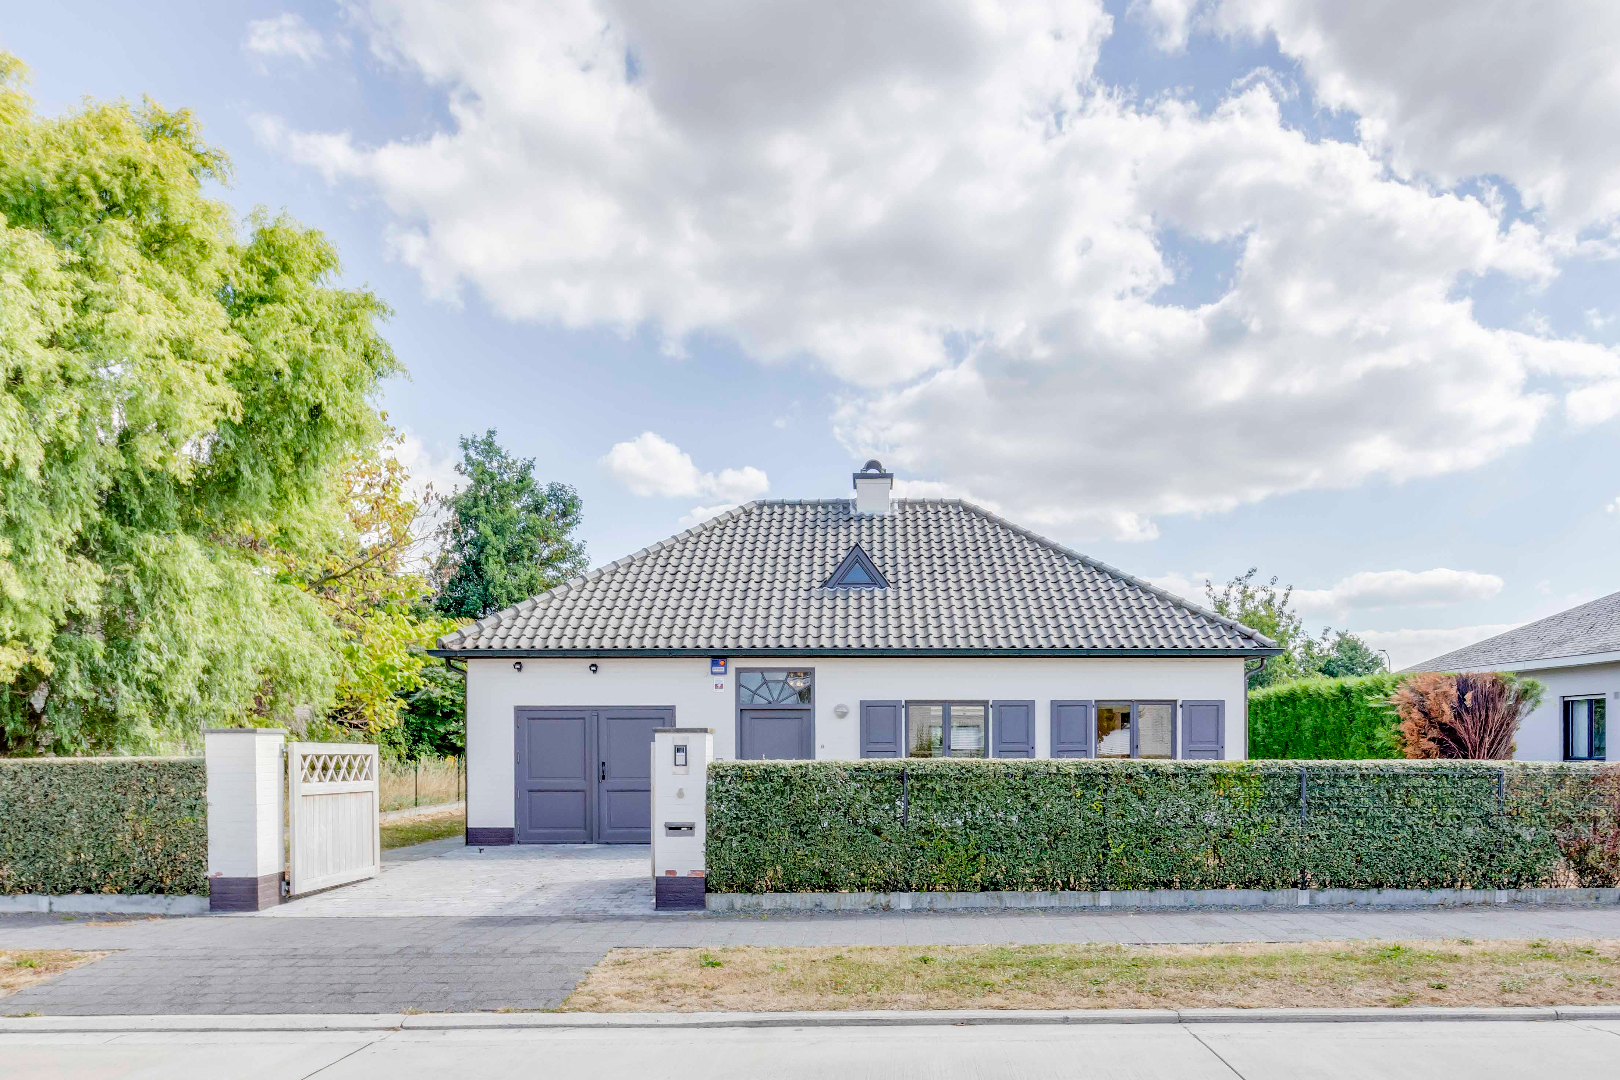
6 1005 1620 1033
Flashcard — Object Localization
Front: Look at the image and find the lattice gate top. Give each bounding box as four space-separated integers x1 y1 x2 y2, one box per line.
299 750 376 786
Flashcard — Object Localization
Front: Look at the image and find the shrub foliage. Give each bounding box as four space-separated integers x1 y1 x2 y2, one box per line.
0 758 206 895
1248 673 1409 759
706 759 1620 894
1393 671 1543 759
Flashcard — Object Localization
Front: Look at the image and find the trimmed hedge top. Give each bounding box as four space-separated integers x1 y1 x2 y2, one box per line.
706 758 1615 894
0 757 208 895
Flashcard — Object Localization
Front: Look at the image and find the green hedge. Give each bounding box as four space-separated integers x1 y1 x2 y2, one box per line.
0 758 207 895
706 759 1619 894
1248 673 1410 759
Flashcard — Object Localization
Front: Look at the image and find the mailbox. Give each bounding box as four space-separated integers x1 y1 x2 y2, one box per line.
650 727 713 911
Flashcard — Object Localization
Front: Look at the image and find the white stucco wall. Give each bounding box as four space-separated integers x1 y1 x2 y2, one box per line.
1496 659 1620 761
465 655 1248 830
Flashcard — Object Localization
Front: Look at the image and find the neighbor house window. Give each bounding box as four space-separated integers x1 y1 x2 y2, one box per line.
1565 696 1607 761
1097 701 1177 759
738 670 813 705
906 702 987 758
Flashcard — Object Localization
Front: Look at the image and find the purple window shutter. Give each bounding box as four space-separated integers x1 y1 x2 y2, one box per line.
1181 701 1225 759
860 700 904 757
991 700 1036 757
1050 700 1094 758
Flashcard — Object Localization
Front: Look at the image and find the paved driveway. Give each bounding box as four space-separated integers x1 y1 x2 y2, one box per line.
8 837 1620 1015
261 843 654 918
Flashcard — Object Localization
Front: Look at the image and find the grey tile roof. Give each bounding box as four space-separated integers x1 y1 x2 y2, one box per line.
436 499 1278 655
1404 589 1620 672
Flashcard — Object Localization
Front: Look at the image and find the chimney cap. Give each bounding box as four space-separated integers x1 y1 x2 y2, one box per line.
854 459 893 484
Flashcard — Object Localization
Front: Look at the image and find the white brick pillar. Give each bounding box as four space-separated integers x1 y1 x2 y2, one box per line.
651 728 713 910
204 727 286 912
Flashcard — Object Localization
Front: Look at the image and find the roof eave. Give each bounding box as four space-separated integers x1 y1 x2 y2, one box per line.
428 646 1284 660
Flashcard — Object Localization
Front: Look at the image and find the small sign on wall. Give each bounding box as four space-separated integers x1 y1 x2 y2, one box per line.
710 657 727 676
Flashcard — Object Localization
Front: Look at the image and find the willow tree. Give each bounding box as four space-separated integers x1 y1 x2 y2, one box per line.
0 56 397 753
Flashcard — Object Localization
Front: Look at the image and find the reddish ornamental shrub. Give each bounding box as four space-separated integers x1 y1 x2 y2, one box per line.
1391 671 1543 760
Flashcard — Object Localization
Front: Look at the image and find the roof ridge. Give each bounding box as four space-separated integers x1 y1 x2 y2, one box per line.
437 501 766 649
948 500 1279 649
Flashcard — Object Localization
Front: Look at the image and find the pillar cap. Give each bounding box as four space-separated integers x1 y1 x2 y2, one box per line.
202 727 288 734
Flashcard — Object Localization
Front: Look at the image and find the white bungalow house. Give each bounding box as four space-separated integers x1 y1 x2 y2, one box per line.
1406 590 1620 762
431 463 1280 844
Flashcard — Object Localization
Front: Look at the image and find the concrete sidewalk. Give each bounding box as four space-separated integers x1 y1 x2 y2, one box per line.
9 1016 1620 1078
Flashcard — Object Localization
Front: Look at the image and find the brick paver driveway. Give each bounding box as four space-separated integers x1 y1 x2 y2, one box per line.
259 843 654 918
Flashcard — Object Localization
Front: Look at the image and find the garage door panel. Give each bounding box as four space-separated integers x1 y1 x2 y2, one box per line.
597 709 667 843
515 708 593 844
525 717 588 781
524 790 588 841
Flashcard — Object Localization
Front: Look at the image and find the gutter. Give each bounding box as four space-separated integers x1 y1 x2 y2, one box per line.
428 646 1284 660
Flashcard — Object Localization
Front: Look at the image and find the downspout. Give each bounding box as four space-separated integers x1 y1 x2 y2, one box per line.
1244 655 1270 761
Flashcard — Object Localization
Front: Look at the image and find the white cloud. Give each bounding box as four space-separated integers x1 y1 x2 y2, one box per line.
1292 568 1504 617
273 1 1620 541
1131 0 1203 51
1145 570 1214 603
1608 496 1620 515
1357 624 1518 672
244 13 328 65
601 433 769 523
677 503 740 529
1209 0 1620 235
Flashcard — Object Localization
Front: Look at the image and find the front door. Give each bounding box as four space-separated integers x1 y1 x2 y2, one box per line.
738 708 813 759
515 706 671 843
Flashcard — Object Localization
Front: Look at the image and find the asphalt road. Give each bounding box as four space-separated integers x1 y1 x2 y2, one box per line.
9 1018 1620 1079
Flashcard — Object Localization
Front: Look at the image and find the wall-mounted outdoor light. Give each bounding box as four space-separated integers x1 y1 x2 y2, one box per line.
512 661 523 672
589 663 599 674
833 703 849 719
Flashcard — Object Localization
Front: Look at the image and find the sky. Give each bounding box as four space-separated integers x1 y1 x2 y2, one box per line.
4 0 1618 668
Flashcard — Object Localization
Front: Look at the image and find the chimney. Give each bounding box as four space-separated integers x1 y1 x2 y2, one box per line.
852 459 894 515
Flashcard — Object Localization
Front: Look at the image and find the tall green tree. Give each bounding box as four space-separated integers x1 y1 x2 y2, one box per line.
1205 568 1383 688
431 430 587 619
0 57 397 753
1300 628 1387 679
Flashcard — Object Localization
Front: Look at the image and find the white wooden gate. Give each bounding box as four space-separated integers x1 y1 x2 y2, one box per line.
287 741 380 897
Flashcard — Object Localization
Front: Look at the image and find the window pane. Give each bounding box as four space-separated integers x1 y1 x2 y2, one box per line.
1569 699 1591 759
909 704 944 758
949 704 987 758
1096 703 1131 758
738 669 813 705
1137 703 1174 759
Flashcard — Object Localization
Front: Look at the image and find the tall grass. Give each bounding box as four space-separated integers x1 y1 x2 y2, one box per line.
379 756 463 811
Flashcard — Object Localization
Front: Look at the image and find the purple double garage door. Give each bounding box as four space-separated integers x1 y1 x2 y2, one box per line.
514 706 672 843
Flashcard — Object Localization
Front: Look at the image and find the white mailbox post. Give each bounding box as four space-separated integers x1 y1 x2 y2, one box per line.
651 727 713 910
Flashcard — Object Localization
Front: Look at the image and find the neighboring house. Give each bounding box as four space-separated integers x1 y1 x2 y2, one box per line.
1405 591 1620 762
431 462 1280 844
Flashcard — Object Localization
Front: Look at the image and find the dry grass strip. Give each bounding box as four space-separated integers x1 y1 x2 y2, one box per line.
563 939 1620 1012
380 808 465 851
1 950 107 999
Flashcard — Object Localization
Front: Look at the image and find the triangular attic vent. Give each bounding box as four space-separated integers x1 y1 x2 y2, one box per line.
825 544 888 589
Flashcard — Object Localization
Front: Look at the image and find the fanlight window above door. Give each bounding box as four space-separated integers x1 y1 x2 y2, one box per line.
738 669 814 705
